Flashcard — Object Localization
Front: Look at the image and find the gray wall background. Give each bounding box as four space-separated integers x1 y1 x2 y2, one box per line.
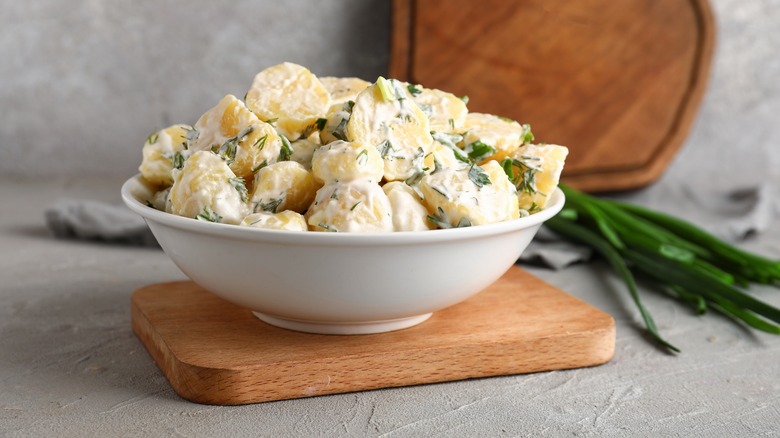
1 0 778 191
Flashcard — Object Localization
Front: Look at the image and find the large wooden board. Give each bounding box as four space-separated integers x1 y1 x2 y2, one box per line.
389 0 714 192
131 267 614 405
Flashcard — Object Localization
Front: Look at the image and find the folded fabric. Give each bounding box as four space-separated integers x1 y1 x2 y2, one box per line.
44 199 158 247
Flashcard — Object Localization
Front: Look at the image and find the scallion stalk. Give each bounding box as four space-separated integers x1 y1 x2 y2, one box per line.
545 184 780 352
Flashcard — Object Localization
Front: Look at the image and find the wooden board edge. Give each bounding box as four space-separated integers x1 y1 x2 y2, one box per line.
131 290 218 405
131 311 614 406
169 324 614 405
388 0 716 193
564 0 715 192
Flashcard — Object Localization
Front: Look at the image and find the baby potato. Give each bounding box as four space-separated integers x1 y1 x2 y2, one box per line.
410 85 468 133
190 94 284 179
168 151 249 225
509 143 569 214
320 101 353 145
420 160 519 228
149 187 172 213
250 161 321 214
290 136 321 170
245 62 332 139
347 77 433 182
239 211 308 231
460 113 534 164
306 180 393 232
249 161 322 213
424 137 468 172
311 140 384 184
139 124 191 187
320 76 370 106
382 181 433 232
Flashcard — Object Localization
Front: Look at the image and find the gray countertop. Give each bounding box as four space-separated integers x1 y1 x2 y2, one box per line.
1 176 779 437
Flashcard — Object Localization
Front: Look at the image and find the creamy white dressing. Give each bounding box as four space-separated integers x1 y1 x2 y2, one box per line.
421 162 517 226
169 151 248 225
191 95 254 154
240 211 307 231
383 182 430 231
139 125 192 185
307 179 393 232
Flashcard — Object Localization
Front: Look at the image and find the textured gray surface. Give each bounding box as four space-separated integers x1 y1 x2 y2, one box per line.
2 0 780 436
0 0 389 179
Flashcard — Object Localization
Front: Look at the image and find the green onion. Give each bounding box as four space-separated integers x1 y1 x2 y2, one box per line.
376 76 395 102
545 184 780 352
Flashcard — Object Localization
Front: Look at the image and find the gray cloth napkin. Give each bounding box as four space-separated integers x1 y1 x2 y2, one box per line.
518 183 779 270
44 199 158 247
44 184 778 269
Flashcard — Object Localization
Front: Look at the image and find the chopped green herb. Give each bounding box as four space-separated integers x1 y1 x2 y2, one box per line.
405 171 425 186
459 95 470 105
448 118 455 130
456 217 472 228
376 76 395 102
467 164 492 188
265 118 278 125
378 139 395 159
318 223 338 232
251 160 268 173
255 197 283 213
196 206 222 223
432 156 444 174
407 83 423 96
331 118 349 141
356 149 369 166
300 118 329 139
465 140 496 163
254 134 268 151
426 207 450 229
431 131 468 162
147 133 159 144
500 157 517 183
172 151 185 170
350 201 361 211
520 124 534 144
278 134 293 161
183 127 199 149
431 185 450 199
501 156 541 193
330 190 339 200
418 104 433 117
229 177 248 202
214 126 253 164
426 207 471 229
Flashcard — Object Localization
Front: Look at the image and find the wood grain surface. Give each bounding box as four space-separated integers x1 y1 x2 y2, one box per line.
389 0 714 192
131 267 615 405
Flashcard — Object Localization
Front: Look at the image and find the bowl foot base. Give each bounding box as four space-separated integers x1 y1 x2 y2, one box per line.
251 312 432 335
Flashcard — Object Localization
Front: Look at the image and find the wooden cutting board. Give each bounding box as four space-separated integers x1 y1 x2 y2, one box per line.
131 267 614 405
389 0 714 192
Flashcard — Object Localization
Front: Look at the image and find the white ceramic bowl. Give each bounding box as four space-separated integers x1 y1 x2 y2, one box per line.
121 175 565 335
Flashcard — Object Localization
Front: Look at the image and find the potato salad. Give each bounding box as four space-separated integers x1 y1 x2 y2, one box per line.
138 62 568 232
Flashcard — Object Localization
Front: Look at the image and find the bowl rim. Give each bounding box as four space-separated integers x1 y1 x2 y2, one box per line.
121 174 565 245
